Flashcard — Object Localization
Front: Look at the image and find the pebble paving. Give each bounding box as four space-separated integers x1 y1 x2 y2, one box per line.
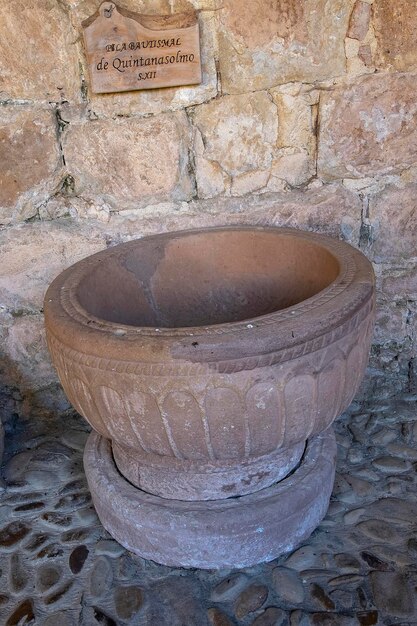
0 378 416 625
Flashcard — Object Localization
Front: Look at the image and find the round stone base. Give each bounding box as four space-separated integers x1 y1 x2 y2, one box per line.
84 428 336 569
112 439 306 501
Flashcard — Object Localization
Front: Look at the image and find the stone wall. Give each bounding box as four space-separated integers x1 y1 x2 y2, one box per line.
0 0 416 414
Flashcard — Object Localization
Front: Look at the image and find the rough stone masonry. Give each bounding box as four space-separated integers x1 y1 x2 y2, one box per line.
0 0 416 415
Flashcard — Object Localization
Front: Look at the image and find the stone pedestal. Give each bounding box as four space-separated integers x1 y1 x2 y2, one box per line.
84 428 337 569
111 438 306 501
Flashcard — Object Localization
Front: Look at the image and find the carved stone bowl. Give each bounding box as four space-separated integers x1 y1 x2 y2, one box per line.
44 226 375 501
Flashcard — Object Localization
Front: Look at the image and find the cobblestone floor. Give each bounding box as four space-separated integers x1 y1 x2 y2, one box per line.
1 376 417 626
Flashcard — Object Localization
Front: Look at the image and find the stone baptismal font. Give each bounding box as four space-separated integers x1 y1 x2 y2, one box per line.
44 226 375 568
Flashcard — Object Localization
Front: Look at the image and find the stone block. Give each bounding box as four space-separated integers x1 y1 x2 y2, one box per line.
382 269 417 301
318 74 417 180
64 0 171 9
368 184 417 262
192 92 278 195
0 108 62 223
218 0 354 93
358 44 373 68
0 0 80 103
271 89 318 154
269 152 313 189
374 300 409 346
4 315 56 391
347 1 371 41
244 184 361 244
116 183 361 245
0 221 107 312
372 0 417 71
194 131 227 199
370 572 415 618
174 0 223 8
116 183 360 245
70 1 218 117
68 0 221 10
68 0 221 15
231 170 270 196
62 112 193 209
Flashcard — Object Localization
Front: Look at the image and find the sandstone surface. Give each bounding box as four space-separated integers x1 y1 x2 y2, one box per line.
372 0 417 71
347 1 371 41
192 92 278 195
318 74 417 180
0 108 62 224
218 0 354 93
0 0 80 102
367 184 417 263
193 92 278 175
62 112 193 209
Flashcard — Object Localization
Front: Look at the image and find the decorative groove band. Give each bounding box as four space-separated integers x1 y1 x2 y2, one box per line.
47 296 374 377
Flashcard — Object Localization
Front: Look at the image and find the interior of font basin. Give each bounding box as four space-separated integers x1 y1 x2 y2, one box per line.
76 230 340 328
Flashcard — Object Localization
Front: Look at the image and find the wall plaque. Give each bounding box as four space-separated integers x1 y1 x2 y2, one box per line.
82 2 202 94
